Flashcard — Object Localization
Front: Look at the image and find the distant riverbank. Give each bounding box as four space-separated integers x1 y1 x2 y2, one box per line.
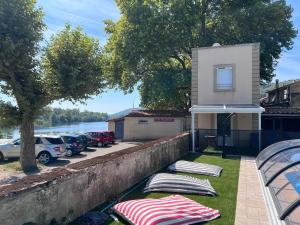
1 121 108 139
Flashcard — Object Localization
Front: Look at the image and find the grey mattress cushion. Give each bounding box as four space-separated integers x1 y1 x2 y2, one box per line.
144 173 217 196
168 160 223 177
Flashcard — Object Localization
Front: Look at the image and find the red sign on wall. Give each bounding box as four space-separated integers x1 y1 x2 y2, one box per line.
154 118 175 122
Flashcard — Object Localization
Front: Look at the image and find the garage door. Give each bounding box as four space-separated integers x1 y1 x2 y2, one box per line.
115 120 124 139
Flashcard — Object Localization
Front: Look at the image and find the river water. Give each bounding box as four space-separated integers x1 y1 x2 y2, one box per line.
1 121 108 139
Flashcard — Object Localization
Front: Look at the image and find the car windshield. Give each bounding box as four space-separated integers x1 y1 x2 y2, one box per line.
84 134 92 139
45 137 63 145
63 136 75 143
12 139 20 145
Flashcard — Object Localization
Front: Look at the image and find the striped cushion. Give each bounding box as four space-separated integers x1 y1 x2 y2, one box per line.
113 195 220 225
144 173 217 196
168 160 222 177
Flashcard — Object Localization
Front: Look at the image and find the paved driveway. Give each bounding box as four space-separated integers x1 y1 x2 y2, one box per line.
45 142 139 167
0 142 140 183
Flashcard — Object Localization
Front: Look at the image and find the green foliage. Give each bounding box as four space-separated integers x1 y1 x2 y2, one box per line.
0 0 105 171
140 67 191 111
35 107 108 127
0 0 46 119
42 25 104 102
0 101 20 128
104 0 297 110
0 1 105 123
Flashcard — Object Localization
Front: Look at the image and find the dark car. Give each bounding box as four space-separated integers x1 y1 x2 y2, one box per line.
79 134 94 149
104 131 116 144
61 134 84 156
87 131 109 147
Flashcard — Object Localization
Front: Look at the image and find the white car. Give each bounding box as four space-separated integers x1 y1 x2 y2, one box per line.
0 135 66 164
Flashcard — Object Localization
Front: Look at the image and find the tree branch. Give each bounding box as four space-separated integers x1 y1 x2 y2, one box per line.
172 54 186 70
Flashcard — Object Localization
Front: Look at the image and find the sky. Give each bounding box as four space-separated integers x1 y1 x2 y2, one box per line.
276 0 300 81
2 0 300 114
37 0 140 114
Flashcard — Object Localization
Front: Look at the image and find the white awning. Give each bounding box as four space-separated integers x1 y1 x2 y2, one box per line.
189 104 265 114
189 104 265 152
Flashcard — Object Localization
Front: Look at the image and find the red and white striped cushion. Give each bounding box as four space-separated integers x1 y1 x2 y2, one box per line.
113 195 220 225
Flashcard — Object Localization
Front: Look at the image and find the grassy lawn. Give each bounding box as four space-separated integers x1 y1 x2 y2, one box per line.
74 153 240 225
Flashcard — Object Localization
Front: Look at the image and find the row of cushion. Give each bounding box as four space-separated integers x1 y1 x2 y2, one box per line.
168 160 223 177
113 195 220 225
144 173 217 196
112 160 223 225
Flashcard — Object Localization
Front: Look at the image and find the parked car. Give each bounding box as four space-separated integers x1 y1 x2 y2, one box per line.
0 135 66 164
61 134 84 156
78 134 93 150
104 131 116 144
87 131 109 147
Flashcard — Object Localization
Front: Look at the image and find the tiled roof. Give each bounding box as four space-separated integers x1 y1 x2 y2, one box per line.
263 107 300 115
126 110 187 118
108 109 187 121
267 80 300 93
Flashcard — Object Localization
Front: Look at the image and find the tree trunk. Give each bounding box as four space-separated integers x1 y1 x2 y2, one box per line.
20 118 37 172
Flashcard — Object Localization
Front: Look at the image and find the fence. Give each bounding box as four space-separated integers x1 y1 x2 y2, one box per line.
192 129 300 156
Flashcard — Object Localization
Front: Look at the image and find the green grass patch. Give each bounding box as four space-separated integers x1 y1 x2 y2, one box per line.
0 160 45 172
0 160 23 172
202 146 223 155
72 153 240 225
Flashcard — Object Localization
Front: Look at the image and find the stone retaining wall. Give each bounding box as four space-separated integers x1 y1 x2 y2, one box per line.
0 132 190 225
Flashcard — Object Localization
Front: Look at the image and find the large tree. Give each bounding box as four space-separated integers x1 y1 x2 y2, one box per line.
0 0 104 171
103 0 297 111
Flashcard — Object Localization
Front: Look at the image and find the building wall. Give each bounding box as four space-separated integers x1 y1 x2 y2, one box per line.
252 44 260 105
123 117 185 141
191 43 260 130
197 113 256 130
108 121 115 131
197 114 215 129
291 82 300 107
237 114 254 130
191 49 199 106
0 133 190 225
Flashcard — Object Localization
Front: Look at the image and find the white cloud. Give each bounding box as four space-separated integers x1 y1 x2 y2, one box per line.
37 0 120 43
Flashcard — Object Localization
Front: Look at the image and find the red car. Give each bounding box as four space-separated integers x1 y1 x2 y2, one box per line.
104 131 116 144
87 131 110 147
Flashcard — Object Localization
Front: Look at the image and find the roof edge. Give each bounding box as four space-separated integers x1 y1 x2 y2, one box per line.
192 43 260 51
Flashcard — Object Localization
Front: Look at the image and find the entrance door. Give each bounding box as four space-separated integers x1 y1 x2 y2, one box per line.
217 113 233 146
115 120 124 140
